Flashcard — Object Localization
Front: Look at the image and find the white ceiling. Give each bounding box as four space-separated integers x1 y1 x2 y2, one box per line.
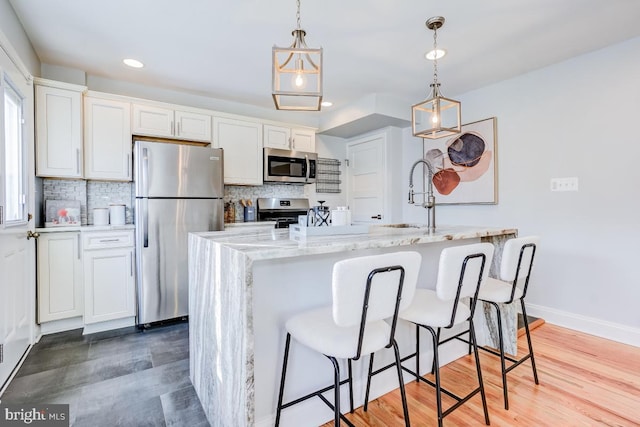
8 0 640 113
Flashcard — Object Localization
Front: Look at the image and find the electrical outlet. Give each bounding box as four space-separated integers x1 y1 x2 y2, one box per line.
550 177 579 192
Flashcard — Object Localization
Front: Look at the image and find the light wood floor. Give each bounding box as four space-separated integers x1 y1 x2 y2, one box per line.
322 323 640 426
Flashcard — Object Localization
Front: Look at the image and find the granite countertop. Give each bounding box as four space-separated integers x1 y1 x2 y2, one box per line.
192 224 517 261
36 224 135 233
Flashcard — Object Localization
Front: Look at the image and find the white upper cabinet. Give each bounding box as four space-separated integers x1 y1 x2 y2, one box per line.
264 124 315 152
35 79 86 178
84 95 132 181
132 103 212 142
213 117 263 185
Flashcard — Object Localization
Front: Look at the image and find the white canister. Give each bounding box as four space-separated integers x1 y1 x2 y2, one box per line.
93 208 109 226
331 207 350 226
109 204 126 226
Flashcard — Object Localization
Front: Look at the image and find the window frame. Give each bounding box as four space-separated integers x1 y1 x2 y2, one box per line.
1 70 28 228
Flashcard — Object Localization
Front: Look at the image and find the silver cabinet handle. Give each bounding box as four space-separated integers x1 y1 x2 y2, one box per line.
130 251 134 276
99 238 120 243
126 154 131 179
171 121 175 135
177 122 181 136
76 148 80 174
77 233 81 259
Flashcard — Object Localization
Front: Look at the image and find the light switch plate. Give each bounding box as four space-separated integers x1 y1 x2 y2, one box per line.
550 177 579 192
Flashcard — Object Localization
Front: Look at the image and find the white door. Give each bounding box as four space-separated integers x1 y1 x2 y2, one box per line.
0 69 35 390
346 134 385 224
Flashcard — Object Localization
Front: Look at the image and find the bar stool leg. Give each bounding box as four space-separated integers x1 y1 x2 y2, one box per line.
275 333 292 427
490 301 509 410
470 319 490 425
521 300 540 384
426 326 444 427
329 356 341 426
348 359 354 413
364 354 375 411
430 327 441 375
415 324 420 382
392 339 411 427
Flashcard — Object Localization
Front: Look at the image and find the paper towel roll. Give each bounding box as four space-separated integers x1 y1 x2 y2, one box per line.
109 204 125 226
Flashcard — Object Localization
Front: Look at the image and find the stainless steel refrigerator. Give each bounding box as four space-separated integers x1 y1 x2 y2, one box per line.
134 139 223 326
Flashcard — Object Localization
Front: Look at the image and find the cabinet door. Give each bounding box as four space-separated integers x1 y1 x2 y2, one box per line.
175 110 212 142
132 104 174 137
37 232 83 322
263 124 291 149
35 85 83 178
83 247 135 324
291 128 315 152
213 117 263 185
84 97 132 181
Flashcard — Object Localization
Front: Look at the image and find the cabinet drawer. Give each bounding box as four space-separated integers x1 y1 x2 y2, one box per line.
82 230 134 250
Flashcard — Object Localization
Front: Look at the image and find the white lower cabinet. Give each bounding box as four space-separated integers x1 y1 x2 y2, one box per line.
83 230 135 324
37 232 83 323
37 229 136 333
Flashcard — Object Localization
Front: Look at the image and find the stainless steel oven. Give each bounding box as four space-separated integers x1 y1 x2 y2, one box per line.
263 148 317 184
257 198 309 228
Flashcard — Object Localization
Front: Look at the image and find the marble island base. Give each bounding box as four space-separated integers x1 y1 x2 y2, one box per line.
188 225 518 426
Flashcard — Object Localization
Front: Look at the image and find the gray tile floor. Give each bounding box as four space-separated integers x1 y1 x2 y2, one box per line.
0 322 210 426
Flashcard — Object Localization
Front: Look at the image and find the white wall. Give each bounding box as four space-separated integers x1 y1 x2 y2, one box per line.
409 37 640 341
0 0 39 75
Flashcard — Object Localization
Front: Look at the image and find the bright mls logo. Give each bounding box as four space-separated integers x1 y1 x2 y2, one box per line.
0 405 69 427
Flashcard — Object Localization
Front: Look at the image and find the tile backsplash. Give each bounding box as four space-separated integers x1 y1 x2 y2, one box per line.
43 179 133 226
43 180 314 225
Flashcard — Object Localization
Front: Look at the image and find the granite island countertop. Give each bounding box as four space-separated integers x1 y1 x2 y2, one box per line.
192 224 517 261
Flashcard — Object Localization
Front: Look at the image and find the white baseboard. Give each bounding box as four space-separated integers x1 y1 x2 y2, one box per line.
39 316 84 335
82 317 135 335
526 303 640 347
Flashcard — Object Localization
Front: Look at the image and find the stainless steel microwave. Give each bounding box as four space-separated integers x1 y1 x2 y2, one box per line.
263 148 317 184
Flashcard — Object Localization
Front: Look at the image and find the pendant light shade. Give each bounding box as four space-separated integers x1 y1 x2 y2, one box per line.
272 0 323 111
412 17 461 139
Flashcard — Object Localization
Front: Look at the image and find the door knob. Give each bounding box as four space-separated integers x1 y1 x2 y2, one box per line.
370 214 382 220
27 230 40 240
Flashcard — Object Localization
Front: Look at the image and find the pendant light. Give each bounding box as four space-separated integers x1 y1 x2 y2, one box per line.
412 16 461 139
272 0 323 111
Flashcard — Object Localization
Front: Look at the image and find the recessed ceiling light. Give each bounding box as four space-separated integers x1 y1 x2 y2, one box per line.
123 58 144 68
425 49 446 60
321 101 333 107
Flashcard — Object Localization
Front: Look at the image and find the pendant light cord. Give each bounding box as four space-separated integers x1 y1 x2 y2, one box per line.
432 25 439 89
296 0 302 30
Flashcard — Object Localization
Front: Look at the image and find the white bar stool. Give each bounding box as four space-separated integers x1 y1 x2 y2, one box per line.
477 235 540 410
275 251 421 427
398 242 494 427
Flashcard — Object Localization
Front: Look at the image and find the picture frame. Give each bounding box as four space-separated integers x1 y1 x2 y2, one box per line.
423 117 498 205
45 199 81 227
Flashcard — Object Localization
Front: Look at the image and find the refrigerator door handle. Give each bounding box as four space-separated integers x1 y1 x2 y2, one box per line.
142 198 149 248
142 147 149 197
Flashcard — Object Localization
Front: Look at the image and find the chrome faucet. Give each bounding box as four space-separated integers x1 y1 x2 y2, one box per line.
408 158 436 232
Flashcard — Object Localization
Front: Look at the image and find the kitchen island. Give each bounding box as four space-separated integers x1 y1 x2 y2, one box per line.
188 224 517 427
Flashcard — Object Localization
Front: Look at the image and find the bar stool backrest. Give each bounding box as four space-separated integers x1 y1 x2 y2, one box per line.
436 243 495 301
500 236 540 300
332 251 421 329
435 243 494 328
